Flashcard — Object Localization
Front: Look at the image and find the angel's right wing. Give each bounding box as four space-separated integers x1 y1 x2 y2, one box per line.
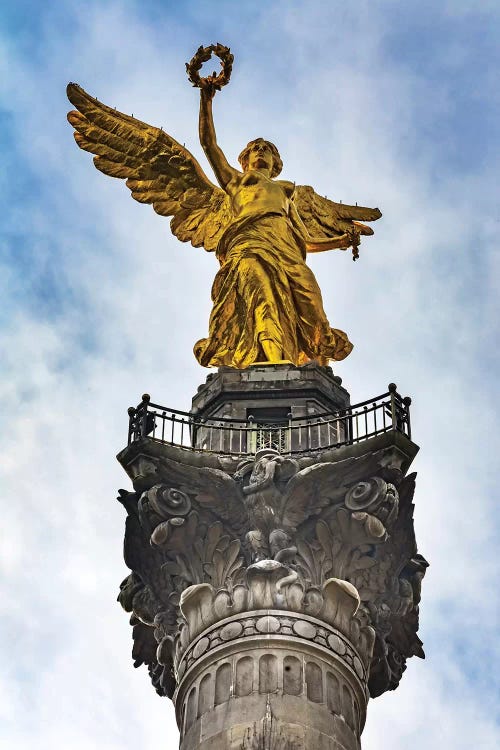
67 83 232 251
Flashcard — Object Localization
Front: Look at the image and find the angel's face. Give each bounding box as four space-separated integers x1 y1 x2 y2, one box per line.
246 141 274 172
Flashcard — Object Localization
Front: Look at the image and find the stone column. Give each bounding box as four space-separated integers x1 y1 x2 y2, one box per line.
116 369 427 749
176 589 371 750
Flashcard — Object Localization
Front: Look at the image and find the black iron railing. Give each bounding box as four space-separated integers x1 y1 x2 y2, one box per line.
126 384 411 456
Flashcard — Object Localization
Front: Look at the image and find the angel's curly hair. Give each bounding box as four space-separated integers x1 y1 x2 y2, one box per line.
238 138 283 178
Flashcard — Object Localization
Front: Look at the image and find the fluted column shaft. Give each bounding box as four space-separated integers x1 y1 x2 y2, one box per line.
177 609 368 750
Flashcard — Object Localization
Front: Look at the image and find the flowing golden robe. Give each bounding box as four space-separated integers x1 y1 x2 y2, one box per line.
194 211 353 368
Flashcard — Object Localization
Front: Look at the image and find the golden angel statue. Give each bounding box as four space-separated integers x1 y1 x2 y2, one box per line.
67 44 381 369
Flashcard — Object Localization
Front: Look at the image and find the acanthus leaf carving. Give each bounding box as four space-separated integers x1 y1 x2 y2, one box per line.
295 509 386 590
365 473 429 697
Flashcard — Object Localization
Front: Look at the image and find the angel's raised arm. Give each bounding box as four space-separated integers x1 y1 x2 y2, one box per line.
199 87 239 189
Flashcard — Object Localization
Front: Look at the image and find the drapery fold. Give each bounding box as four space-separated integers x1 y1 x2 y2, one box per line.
194 213 352 368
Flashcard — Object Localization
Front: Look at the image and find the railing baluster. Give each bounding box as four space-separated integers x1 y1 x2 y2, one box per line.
248 416 254 455
140 393 150 439
127 407 135 445
403 396 412 439
388 383 397 431
346 408 352 446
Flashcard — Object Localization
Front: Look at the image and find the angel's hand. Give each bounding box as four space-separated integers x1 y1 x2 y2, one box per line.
347 227 362 261
347 227 361 248
338 233 350 250
200 79 217 102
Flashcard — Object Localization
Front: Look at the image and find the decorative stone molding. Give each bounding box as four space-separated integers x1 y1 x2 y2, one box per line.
176 608 368 686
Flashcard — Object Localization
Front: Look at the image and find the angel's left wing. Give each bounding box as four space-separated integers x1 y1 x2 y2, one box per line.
293 184 382 245
67 83 231 251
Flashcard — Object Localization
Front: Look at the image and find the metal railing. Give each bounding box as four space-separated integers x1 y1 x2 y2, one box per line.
127 383 411 456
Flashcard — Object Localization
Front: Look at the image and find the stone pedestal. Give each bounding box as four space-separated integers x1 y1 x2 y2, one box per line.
117 365 427 749
191 363 350 421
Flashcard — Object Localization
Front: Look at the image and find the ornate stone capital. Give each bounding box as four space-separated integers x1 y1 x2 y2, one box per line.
117 438 427 711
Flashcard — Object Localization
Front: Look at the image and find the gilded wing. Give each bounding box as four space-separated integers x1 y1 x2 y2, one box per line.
293 184 382 243
67 83 231 251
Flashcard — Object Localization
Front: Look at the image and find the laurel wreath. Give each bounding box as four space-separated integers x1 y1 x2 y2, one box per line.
186 43 234 92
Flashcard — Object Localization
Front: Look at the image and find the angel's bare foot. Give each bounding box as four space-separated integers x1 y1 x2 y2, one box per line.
260 338 283 361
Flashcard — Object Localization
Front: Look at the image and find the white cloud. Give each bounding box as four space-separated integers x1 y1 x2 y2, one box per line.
1 1 499 747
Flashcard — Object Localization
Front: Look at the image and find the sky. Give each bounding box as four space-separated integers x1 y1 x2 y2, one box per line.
1 0 499 747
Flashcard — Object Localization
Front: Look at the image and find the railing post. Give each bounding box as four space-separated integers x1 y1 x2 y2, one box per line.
127 406 136 444
191 415 200 450
403 396 412 439
388 383 398 431
346 405 353 445
140 393 151 439
248 415 255 454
